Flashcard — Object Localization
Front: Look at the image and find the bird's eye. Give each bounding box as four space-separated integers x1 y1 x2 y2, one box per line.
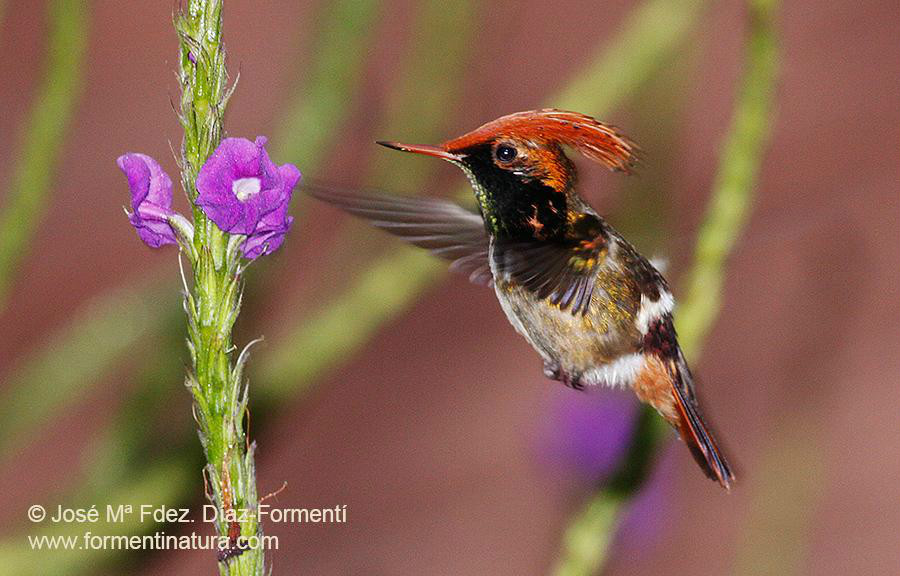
495 144 518 163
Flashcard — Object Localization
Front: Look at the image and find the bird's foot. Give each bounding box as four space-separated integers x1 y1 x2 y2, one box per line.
543 361 561 380
543 361 585 391
565 374 586 391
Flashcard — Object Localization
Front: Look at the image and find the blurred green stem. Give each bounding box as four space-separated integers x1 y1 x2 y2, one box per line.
0 0 87 310
308 0 473 299
0 1 375 569
552 1 779 574
0 0 706 471
0 281 173 461
555 0 705 111
367 0 472 190
272 0 379 170
0 0 379 478
0 0 379 465
676 0 780 357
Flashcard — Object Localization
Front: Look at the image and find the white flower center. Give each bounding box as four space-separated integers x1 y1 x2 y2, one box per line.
232 177 262 201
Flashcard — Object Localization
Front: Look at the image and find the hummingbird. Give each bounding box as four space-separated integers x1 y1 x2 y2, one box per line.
309 109 734 489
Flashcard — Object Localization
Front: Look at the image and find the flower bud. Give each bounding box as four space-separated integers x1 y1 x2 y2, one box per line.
117 153 178 248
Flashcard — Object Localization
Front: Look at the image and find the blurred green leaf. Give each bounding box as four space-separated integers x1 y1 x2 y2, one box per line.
677 0 780 356
366 0 472 190
553 0 780 573
0 280 175 461
272 0 380 169
0 0 88 309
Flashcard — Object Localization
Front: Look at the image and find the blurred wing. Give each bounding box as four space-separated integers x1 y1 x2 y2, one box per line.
493 215 609 316
306 185 493 286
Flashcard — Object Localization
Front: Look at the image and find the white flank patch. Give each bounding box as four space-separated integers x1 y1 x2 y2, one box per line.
636 289 674 335
583 353 646 388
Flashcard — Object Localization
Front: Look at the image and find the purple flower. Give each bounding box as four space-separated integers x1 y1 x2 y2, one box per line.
536 389 637 480
241 201 294 259
612 444 673 553
195 136 300 257
117 153 177 248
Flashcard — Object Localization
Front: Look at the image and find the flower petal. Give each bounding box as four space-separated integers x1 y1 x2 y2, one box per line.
117 153 173 211
118 153 177 248
128 211 176 248
278 163 302 195
242 209 292 259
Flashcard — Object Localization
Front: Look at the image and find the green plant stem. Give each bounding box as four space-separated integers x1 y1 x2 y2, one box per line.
367 0 472 190
0 0 705 467
554 410 666 576
272 0 379 170
0 0 87 310
176 1 263 573
552 1 780 574
676 0 780 357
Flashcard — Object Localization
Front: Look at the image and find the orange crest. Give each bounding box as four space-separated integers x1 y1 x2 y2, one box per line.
443 109 638 172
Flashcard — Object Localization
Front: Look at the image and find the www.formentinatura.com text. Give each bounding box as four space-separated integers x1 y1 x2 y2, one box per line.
29 531 280 552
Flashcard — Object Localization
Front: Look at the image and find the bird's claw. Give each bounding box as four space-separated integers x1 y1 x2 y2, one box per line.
543 361 585 391
543 361 561 380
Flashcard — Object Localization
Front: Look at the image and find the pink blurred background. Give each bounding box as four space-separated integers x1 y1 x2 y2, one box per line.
0 1 898 574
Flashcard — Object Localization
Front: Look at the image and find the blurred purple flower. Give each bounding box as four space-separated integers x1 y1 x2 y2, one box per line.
195 136 300 258
613 444 674 553
537 389 637 480
117 153 177 248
